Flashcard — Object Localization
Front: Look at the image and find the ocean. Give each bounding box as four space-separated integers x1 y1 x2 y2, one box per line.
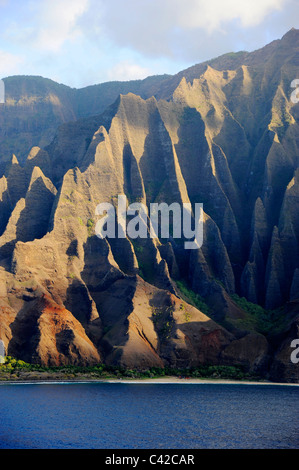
0 382 298 449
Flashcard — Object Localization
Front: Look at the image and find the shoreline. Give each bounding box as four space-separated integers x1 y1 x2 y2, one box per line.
0 375 298 386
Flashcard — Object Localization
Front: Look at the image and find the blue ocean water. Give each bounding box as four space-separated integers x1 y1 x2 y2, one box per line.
0 382 298 449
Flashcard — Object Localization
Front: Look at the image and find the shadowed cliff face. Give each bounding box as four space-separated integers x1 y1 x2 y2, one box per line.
0 75 171 168
0 30 298 382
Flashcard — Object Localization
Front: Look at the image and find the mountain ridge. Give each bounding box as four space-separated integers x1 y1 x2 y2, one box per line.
0 29 298 382
1 27 297 163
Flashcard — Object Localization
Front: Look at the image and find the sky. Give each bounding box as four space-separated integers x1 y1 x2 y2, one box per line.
0 0 298 88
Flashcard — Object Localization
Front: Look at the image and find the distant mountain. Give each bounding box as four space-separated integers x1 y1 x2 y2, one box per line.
0 74 171 166
0 29 298 382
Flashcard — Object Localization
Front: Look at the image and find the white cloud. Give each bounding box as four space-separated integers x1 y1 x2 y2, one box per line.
99 0 290 57
107 61 151 81
0 50 23 76
35 0 89 51
3 0 90 52
170 0 287 31
0 0 296 86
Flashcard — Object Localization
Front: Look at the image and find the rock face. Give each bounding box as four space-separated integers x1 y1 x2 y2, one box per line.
0 29 298 382
0 75 170 167
268 301 299 383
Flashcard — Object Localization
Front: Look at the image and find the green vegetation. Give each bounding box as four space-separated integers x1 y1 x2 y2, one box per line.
151 305 175 339
176 280 210 316
231 294 264 316
0 356 259 381
221 51 247 59
179 303 191 322
231 293 286 335
176 282 286 336
0 357 29 371
131 240 144 255
87 218 95 236
130 240 155 282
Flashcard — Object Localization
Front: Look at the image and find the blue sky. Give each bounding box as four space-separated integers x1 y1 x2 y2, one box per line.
0 0 298 88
